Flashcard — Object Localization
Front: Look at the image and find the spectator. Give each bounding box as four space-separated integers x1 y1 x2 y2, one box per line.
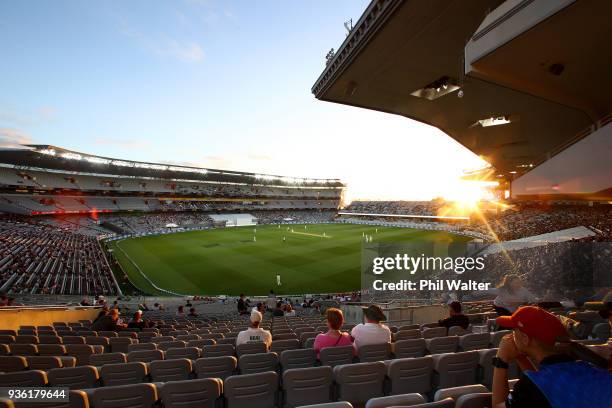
92 306 109 325
91 309 126 332
273 301 284 317
266 289 277 311
127 310 150 330
236 311 272 348
237 293 248 315
492 274 537 316
0 292 9 307
314 308 353 358
176 305 184 316
285 303 296 317
492 306 612 407
350 305 391 350
80 297 91 306
188 307 198 317
438 301 470 330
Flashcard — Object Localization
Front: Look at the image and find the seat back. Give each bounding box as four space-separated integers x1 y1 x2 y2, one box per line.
149 358 192 382
166 347 200 360
160 378 222 408
0 356 27 372
194 356 237 380
158 340 187 351
433 351 480 388
434 384 489 402
238 352 279 375
236 342 267 357
9 344 38 356
426 336 459 354
364 393 426 408
92 383 157 408
202 344 235 357
459 333 490 351
38 344 66 356
280 348 317 370
127 350 164 364
387 356 434 395
333 361 386 406
477 348 497 388
100 362 148 386
224 371 278 408
270 339 300 353
47 366 99 388
394 329 421 341
90 352 127 366
422 327 447 339
394 339 427 358
65 344 96 366
282 366 333 408
62 336 86 345
0 370 47 387
489 330 511 347
38 335 62 345
26 356 63 370
128 343 157 352
455 392 493 408
357 343 391 363
319 345 353 367
187 339 216 348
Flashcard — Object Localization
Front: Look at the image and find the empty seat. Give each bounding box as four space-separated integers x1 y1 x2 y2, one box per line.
0 344 7 356
0 370 47 387
15 335 38 344
459 334 490 351
63 336 86 345
426 336 459 354
365 393 426 408
98 331 119 338
398 398 454 408
65 344 97 365
0 335 15 344
394 329 421 341
434 384 489 402
47 366 99 389
280 348 317 370
387 357 434 396
298 403 353 408
118 332 138 339
202 344 234 357
0 330 17 336
160 378 222 408
238 351 279 375
194 356 237 380
432 351 480 389
165 347 200 360
26 356 63 370
455 393 492 408
224 371 278 408
394 339 427 358
110 338 136 353
90 352 127 366
304 338 316 349
448 326 470 337
271 339 300 353
421 327 447 339
100 362 148 386
477 348 497 388
92 383 157 408
38 344 66 356
319 345 353 367
127 343 157 352
9 343 38 356
187 339 216 348
273 333 298 341
149 358 192 382
0 356 27 372
176 334 200 342
283 366 333 407
333 362 386 406
300 332 319 346
87 336 110 349
127 350 164 364
39 335 63 344
236 342 267 357
357 343 391 363
398 324 420 331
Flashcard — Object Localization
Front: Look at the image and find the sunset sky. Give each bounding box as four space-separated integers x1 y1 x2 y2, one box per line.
0 0 490 201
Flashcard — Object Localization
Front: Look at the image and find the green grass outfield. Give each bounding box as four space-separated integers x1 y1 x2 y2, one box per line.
107 223 471 296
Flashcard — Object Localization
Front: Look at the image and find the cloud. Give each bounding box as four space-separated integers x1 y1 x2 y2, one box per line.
247 153 272 161
119 20 204 63
0 128 34 148
0 107 57 126
94 138 151 148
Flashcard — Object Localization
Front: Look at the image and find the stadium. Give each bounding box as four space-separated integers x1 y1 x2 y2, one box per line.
0 1 611 408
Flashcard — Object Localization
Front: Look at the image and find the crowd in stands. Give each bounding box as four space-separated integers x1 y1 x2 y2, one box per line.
101 212 214 234
0 218 118 295
344 201 442 216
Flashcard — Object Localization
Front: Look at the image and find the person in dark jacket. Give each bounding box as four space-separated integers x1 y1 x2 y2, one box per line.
438 301 470 330
92 309 126 332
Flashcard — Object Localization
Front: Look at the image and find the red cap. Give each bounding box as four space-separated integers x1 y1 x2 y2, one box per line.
496 306 567 346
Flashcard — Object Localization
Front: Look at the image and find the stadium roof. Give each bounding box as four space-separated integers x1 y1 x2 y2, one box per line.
312 0 612 177
0 145 344 187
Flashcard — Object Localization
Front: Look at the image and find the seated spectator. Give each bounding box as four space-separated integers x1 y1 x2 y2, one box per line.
92 306 109 325
0 292 8 307
314 308 353 358
273 301 284 317
285 303 296 317
92 309 126 332
176 305 185 316
188 307 198 317
236 311 272 348
492 274 537 316
80 297 91 306
237 293 248 315
127 310 150 330
492 306 612 407
350 305 391 350
438 301 470 330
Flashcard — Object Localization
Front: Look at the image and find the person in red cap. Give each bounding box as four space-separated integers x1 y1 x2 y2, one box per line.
492 306 612 408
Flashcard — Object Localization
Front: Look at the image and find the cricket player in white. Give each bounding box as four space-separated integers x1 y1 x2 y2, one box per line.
277 275 282 286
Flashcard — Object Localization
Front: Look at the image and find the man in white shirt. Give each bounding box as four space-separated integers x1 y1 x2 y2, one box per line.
236 310 272 348
351 304 391 350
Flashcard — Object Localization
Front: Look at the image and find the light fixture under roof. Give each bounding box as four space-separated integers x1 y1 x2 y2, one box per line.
472 116 512 128
411 76 460 100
